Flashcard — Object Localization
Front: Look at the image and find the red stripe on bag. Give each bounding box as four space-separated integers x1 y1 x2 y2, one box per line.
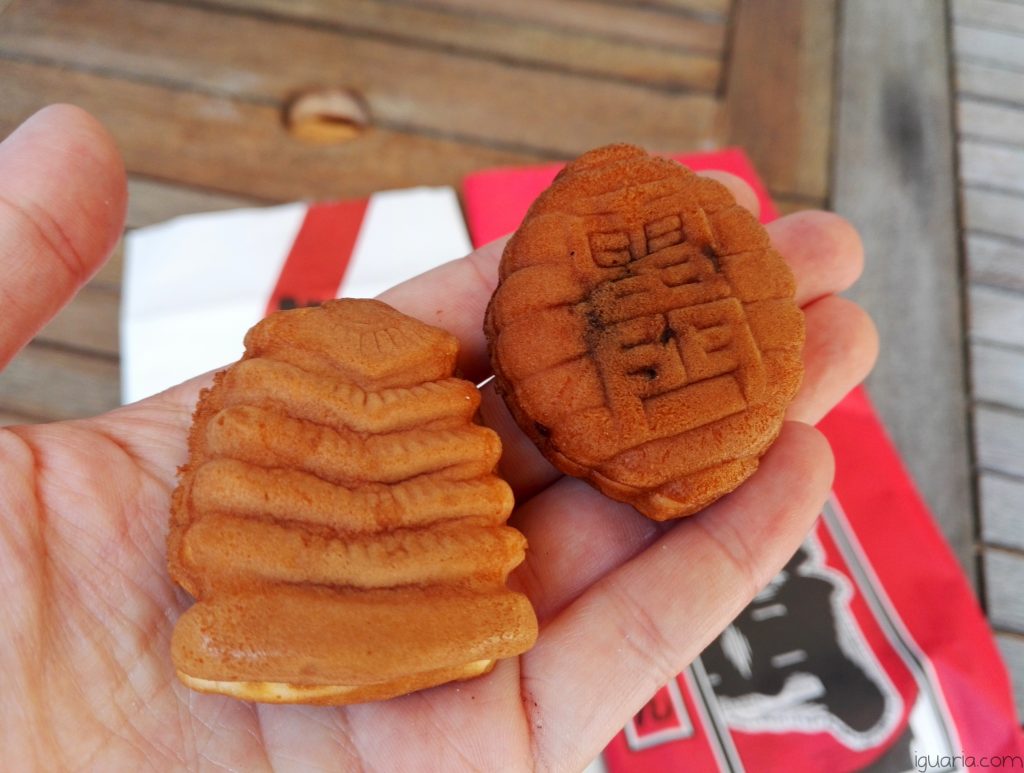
265 198 369 316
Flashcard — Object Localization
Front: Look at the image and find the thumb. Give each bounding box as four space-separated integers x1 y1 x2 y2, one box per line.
0 104 127 370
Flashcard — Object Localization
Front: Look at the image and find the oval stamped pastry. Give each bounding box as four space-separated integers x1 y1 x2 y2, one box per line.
485 144 804 520
169 299 537 704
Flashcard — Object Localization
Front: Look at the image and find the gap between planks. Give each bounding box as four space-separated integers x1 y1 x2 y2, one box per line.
0 343 120 420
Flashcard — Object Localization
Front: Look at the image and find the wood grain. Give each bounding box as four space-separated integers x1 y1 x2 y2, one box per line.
722 0 835 200
189 0 724 89
0 59 539 202
975 405 1024 478
953 0 1024 34
996 631 1024 716
970 285 1024 347
34 284 119 357
980 472 1024 551
833 0 976 580
972 341 1024 410
954 24 1024 70
127 176 262 229
379 0 727 51
962 188 1024 244
959 98 1024 147
0 345 120 420
627 0 732 16
985 548 1024 633
966 234 1024 293
961 141 1024 194
957 60 1024 106
92 240 124 292
0 0 721 157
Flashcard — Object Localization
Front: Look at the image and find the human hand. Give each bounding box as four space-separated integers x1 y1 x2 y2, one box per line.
0 105 876 771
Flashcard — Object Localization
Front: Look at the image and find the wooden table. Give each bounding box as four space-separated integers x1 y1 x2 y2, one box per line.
1 0 1022 712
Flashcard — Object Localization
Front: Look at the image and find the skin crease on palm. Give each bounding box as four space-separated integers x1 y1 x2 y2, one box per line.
0 105 878 772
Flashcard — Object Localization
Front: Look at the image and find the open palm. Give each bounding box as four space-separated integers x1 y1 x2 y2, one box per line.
1 106 876 771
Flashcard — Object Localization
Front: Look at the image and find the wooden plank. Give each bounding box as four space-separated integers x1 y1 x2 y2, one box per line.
966 234 1024 293
972 341 1024 410
985 548 1024 632
0 410 38 427
959 98 1024 146
980 472 1024 550
956 60 1024 106
960 140 1024 194
995 631 1024 717
92 239 124 291
384 0 727 52
0 59 540 202
126 176 262 229
975 405 1024 478
833 0 976 579
953 0 1024 34
0 0 721 157
962 188 1024 243
603 0 732 17
970 285 1024 347
0 344 119 420
722 0 836 200
954 24 1024 70
192 0 723 89
33 284 119 357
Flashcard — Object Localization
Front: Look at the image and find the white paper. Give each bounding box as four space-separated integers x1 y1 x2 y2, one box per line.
121 187 470 403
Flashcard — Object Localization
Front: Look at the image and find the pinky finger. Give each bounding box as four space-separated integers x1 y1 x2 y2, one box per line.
520 422 834 770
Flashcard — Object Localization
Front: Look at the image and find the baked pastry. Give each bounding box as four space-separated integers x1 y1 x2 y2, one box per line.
485 145 804 520
169 299 537 704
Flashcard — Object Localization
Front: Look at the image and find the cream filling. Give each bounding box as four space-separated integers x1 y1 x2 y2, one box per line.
177 659 494 703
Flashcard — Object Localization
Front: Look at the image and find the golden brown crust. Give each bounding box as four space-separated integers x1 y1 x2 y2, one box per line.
169 299 537 703
485 145 804 520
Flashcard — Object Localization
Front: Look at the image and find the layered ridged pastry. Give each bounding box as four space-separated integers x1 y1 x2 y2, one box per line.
168 299 537 704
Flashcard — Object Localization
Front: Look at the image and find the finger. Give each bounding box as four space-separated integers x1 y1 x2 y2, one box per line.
787 296 879 425
0 104 127 369
771 210 864 306
510 476 661 622
521 422 834 770
698 170 760 217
